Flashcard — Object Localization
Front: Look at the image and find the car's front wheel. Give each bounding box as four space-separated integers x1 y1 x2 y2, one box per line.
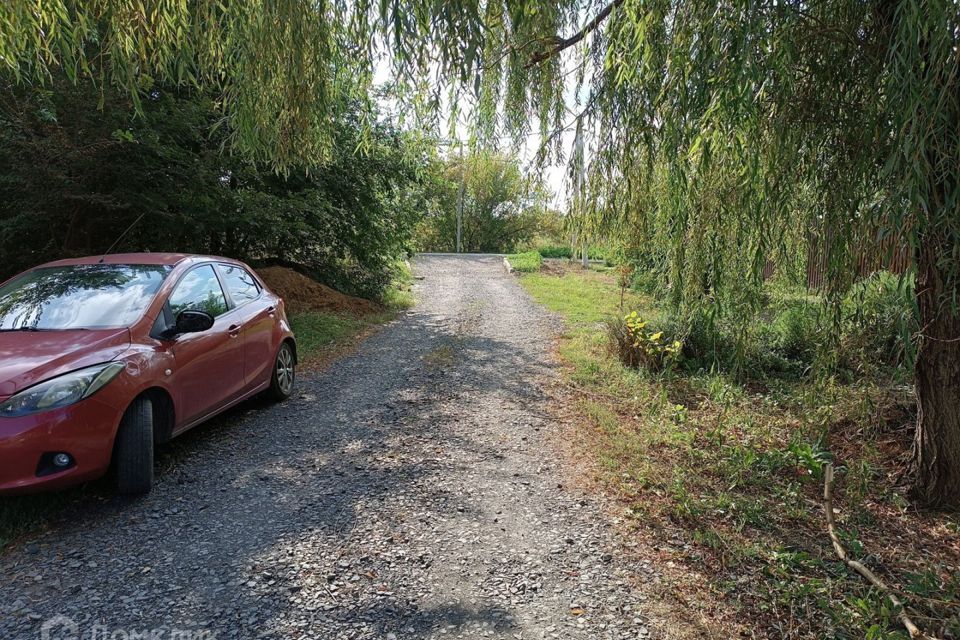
266 342 296 402
113 396 154 494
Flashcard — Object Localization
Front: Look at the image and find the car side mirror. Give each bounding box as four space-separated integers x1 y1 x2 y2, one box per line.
173 310 215 335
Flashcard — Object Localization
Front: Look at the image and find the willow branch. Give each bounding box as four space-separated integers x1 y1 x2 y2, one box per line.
482 35 552 71
525 0 624 68
533 88 603 159
823 464 939 640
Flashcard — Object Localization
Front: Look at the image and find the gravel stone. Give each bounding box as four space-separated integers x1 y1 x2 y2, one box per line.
0 254 655 639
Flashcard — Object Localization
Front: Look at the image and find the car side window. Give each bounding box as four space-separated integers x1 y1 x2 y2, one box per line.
219 264 260 306
168 265 229 318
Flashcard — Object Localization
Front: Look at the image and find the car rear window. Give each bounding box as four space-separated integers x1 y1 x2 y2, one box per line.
219 264 261 305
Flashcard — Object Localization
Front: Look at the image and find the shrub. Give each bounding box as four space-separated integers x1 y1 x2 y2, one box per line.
660 312 735 371
841 271 917 370
588 247 607 261
506 251 544 272
613 273 914 380
609 311 682 371
662 307 812 377
535 245 608 261
630 267 662 296
763 301 823 363
537 245 573 259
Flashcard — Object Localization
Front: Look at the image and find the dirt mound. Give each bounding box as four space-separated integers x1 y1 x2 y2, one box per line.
257 266 381 316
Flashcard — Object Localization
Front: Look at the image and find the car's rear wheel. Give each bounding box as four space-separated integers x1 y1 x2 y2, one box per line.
113 396 154 494
266 342 296 402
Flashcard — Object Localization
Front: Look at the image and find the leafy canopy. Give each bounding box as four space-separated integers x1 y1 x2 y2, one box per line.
1 0 372 167
415 151 549 253
2 1 958 308
0 78 435 298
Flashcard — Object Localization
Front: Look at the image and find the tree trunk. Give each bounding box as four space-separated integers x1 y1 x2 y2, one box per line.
909 233 960 508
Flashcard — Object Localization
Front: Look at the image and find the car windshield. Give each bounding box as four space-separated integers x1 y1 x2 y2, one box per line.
0 264 169 330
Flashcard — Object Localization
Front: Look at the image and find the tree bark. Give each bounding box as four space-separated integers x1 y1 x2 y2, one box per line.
909 231 960 508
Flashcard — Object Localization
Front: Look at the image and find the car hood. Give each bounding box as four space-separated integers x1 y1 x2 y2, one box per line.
0 329 131 397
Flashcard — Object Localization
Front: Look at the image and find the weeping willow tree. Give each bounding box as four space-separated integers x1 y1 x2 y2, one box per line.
448 0 960 508
1 0 958 506
0 0 379 167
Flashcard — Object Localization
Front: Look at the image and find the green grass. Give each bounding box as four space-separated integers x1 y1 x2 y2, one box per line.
291 311 379 363
505 251 543 273
521 269 657 326
381 258 416 310
517 268 960 639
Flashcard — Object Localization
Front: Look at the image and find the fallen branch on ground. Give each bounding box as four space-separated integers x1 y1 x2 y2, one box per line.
823 463 939 640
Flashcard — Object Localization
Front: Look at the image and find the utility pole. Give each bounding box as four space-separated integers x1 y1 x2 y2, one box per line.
572 123 588 269
456 140 465 254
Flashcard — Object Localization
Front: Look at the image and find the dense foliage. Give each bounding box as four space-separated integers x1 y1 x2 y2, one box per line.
413 152 548 254
0 80 434 298
619 271 918 381
0 0 369 168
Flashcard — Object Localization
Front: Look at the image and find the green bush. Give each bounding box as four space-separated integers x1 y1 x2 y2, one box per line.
764 302 822 363
537 245 573 259
655 304 818 378
841 271 917 370
0 80 434 301
507 251 543 272
534 245 609 261
758 272 916 374
630 268 662 296
655 273 915 380
588 247 608 261
661 312 738 371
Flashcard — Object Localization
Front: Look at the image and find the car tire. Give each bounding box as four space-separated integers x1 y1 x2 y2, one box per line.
113 396 154 494
266 342 296 402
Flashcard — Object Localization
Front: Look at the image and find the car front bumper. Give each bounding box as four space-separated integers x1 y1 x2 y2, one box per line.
0 392 125 494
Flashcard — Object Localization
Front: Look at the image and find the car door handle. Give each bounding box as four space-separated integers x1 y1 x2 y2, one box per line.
228 324 241 338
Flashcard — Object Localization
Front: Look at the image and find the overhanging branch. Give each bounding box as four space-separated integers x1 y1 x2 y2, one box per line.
525 0 624 68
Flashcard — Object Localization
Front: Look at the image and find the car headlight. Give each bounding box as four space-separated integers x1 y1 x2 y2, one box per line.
0 362 126 418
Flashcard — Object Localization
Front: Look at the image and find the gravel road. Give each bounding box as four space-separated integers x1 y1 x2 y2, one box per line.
0 254 654 640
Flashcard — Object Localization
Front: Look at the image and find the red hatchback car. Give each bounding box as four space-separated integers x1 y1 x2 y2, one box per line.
0 253 296 495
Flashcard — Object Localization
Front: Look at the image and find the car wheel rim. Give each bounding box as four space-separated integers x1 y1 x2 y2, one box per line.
276 347 294 394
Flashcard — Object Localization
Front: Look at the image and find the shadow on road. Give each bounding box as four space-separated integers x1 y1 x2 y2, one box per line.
1 254 569 639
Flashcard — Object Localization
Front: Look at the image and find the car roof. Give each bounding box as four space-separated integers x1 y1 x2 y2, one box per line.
37 253 243 269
